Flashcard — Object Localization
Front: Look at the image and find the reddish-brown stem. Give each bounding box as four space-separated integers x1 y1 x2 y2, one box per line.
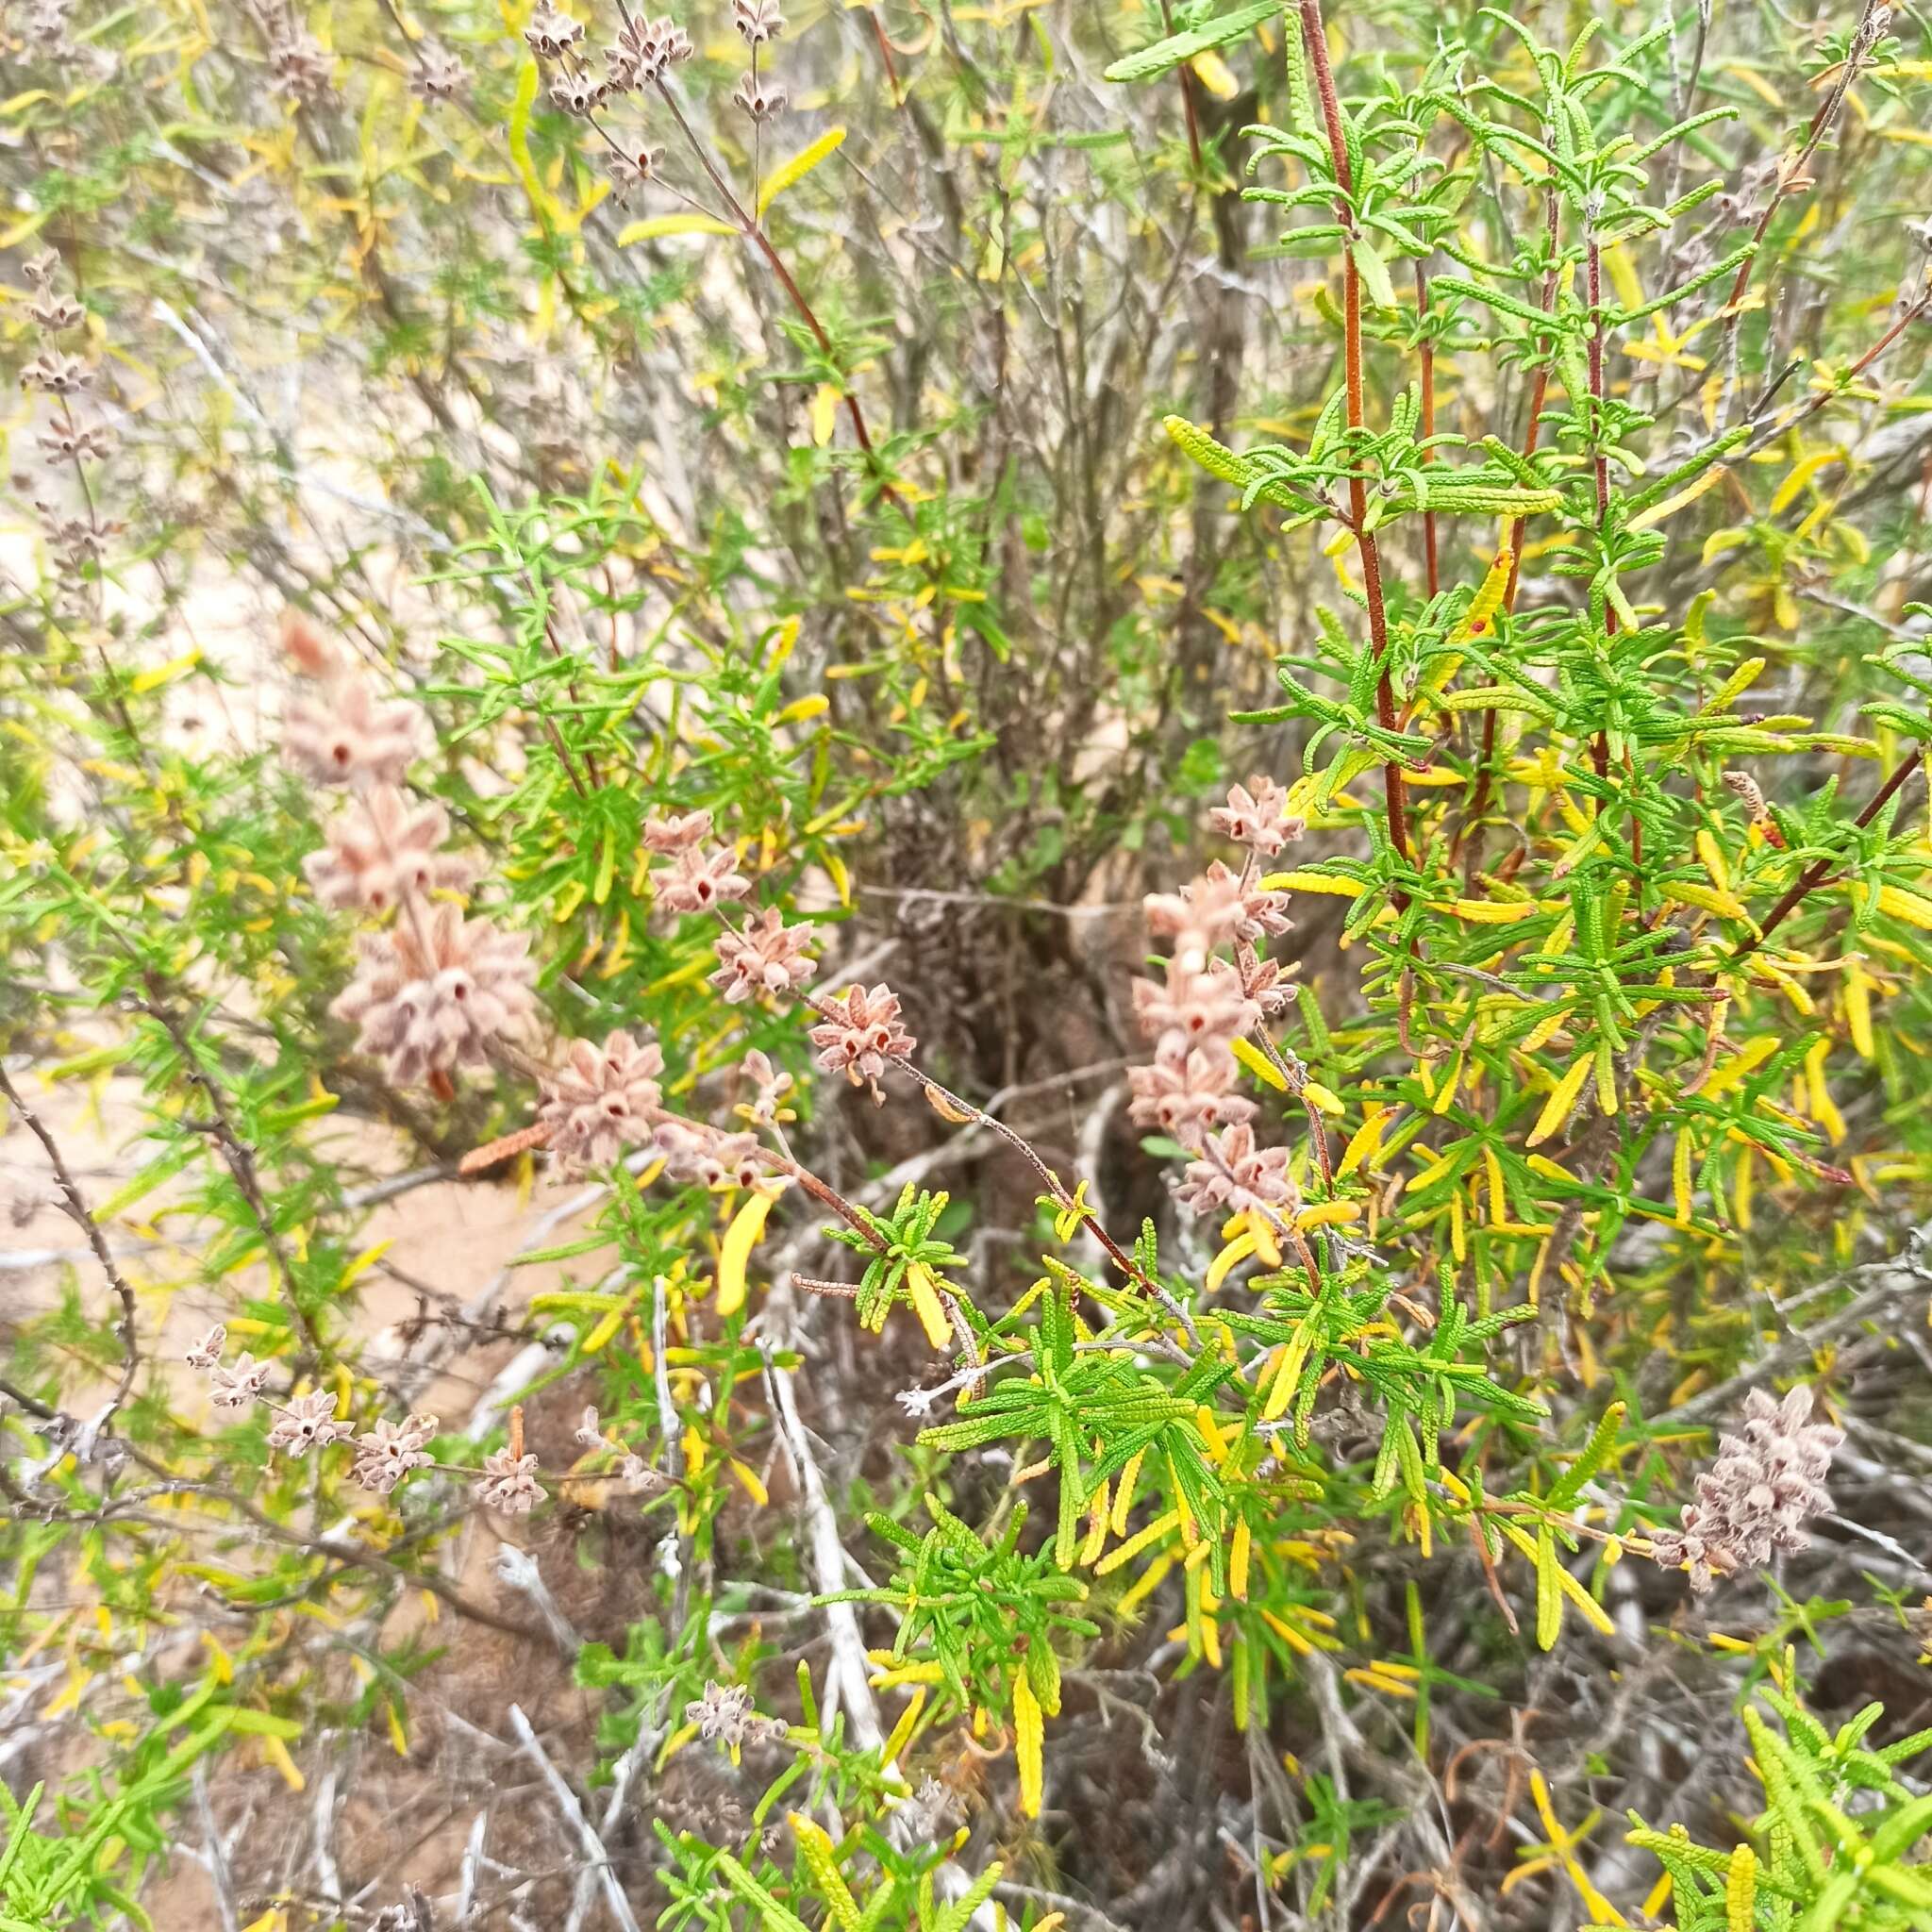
653 79 911 524
1734 751 1924 959
1415 261 1439 600
1745 279 1932 456
862 6 901 104
1300 0 1410 887
1462 189 1561 873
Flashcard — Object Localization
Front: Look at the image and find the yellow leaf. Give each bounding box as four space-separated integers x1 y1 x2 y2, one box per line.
1770 448 1844 514
616 210 739 243
1701 526 1750 568
905 1262 953 1348
1878 883 1932 930
1336 1106 1391 1178
1206 1232 1257 1295
1012 1664 1044 1817
756 125 846 216
1292 1199 1359 1231
1229 1034 1287 1090
582 1304 626 1354
1629 463 1727 530
1229 1518 1252 1599
1261 869 1365 897
1527 1053 1592 1148
260 1732 305 1791
1302 1081 1343 1116
1803 1037 1845 1143
715 1190 774 1317
1428 896 1542 924
507 57 565 228
809 382 840 446
1844 958 1874 1059
129 648 202 694
338 1238 392 1291
1190 48 1241 97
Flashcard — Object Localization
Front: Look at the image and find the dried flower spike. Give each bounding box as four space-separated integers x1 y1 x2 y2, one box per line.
475 1448 544 1513
643 808 713 853
523 5 584 56
711 906 815 1003
209 1352 272 1408
183 1323 226 1370
410 47 466 99
1649 1385 1843 1592
538 1031 666 1172
330 904 537 1088
285 678 430 789
303 787 478 911
732 75 788 120
280 607 341 679
655 844 753 914
1173 1122 1296 1219
267 1389 352 1455
808 982 914 1091
1210 776 1304 856
732 0 783 41
354 1414 438 1493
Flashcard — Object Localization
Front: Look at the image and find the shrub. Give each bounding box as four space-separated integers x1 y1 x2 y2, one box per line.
3 0 1932 1925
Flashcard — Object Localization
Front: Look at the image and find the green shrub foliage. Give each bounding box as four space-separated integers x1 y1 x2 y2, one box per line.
3 0 1931 1924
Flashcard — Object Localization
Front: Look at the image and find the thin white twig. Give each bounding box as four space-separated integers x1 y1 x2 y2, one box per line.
508 1704 643 1932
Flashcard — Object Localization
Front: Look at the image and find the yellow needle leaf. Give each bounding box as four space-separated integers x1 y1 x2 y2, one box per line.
715 1189 774 1317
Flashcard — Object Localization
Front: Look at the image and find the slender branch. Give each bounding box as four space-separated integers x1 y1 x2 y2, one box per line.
1299 0 1410 887
1732 750 1924 959
652 77 911 522
1414 260 1439 600
138 974 325 1362
1461 183 1560 874
0 1064 141 1431
1716 0 1881 415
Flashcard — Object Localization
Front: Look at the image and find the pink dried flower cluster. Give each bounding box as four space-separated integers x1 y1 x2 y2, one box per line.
808 982 915 1095
711 905 815 1004
1208 774 1304 856
303 788 478 912
185 1322 662 1516
657 844 754 914
1649 1386 1844 1592
575 1408 662 1491
686 1680 787 1749
739 1048 794 1125
267 1390 353 1454
538 1031 666 1172
642 808 757 916
475 1449 544 1513
282 623 432 792
186 1325 435 1489
654 1122 778 1191
331 904 537 1088
1144 858 1291 952
1128 783 1299 1216
1173 1123 1297 1219
354 1414 439 1493
285 609 531 1097
209 1352 272 1409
